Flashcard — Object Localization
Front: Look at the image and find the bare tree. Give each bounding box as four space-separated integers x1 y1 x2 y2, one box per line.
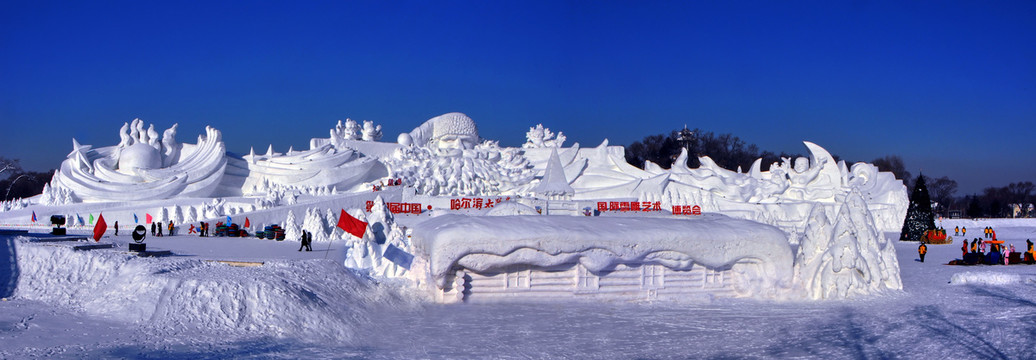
927 176 958 216
0 157 22 180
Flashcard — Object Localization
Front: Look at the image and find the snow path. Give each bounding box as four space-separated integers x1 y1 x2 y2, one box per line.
1 219 1035 358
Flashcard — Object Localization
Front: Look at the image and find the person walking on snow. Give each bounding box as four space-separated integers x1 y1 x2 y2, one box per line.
962 240 968 259
962 226 966 237
151 222 156 236
114 221 119 236
168 221 174 236
156 222 162 237
918 243 927 263
298 230 313 252
955 226 959 236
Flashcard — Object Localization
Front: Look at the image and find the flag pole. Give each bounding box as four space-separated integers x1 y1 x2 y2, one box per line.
324 235 334 259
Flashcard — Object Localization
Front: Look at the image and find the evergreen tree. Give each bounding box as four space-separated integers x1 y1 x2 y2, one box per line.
900 173 937 241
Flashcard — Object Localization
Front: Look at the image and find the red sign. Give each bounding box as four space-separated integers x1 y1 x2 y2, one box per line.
366 201 423 214
597 201 663 213
450 197 509 210
671 205 702 215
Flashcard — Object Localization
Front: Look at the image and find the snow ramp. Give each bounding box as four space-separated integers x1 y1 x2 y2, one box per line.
13 241 405 343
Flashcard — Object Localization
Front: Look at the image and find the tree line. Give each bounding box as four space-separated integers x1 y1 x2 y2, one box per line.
624 129 1034 218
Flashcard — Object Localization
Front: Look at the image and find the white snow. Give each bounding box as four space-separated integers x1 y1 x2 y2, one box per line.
2 221 1034 358
949 271 1036 285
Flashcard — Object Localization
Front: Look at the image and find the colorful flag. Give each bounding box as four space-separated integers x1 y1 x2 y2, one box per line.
31 211 37 223
226 216 232 225
146 213 152 224
244 217 250 228
337 209 367 239
134 213 138 223
89 214 94 225
92 214 107 242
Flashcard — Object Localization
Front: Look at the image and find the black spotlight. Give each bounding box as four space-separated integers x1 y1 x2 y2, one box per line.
51 215 66 235
129 225 147 252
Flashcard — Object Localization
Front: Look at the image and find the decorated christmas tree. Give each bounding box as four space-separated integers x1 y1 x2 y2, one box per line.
900 173 936 241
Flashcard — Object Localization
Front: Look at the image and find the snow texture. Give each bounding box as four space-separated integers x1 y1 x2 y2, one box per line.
410 214 794 296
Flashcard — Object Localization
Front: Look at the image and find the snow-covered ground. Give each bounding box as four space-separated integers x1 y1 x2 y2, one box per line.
2 218 1035 359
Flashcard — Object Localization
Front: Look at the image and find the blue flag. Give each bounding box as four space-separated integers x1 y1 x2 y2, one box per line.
226 216 232 225
133 213 138 223
31 211 37 223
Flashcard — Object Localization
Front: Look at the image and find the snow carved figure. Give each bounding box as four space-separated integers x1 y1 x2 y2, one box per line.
361 120 383 141
523 124 566 148
782 156 827 200
387 113 534 196
342 119 360 141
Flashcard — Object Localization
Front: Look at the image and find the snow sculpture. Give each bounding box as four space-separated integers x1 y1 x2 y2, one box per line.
523 124 566 148
343 196 411 278
235 139 385 193
531 148 574 199
399 112 479 156
385 113 534 196
50 119 228 202
283 210 301 242
361 120 383 142
301 208 330 243
410 214 794 302
794 190 902 299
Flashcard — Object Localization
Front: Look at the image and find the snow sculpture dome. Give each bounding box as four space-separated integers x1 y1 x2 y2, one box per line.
117 142 162 174
397 132 413 147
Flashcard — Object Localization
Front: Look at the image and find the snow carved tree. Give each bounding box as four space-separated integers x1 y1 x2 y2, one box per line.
283 209 302 242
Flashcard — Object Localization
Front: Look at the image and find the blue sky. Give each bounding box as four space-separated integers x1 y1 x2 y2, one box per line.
2 1 1033 194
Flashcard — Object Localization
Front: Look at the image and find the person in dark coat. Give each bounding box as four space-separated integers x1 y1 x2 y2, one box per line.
918 243 927 263
114 221 119 236
298 231 304 251
156 222 163 237
151 222 156 236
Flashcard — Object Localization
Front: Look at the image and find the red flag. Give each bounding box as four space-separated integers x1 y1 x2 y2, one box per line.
337 209 367 239
31 211 37 223
244 217 250 228
145 213 152 224
93 214 107 242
